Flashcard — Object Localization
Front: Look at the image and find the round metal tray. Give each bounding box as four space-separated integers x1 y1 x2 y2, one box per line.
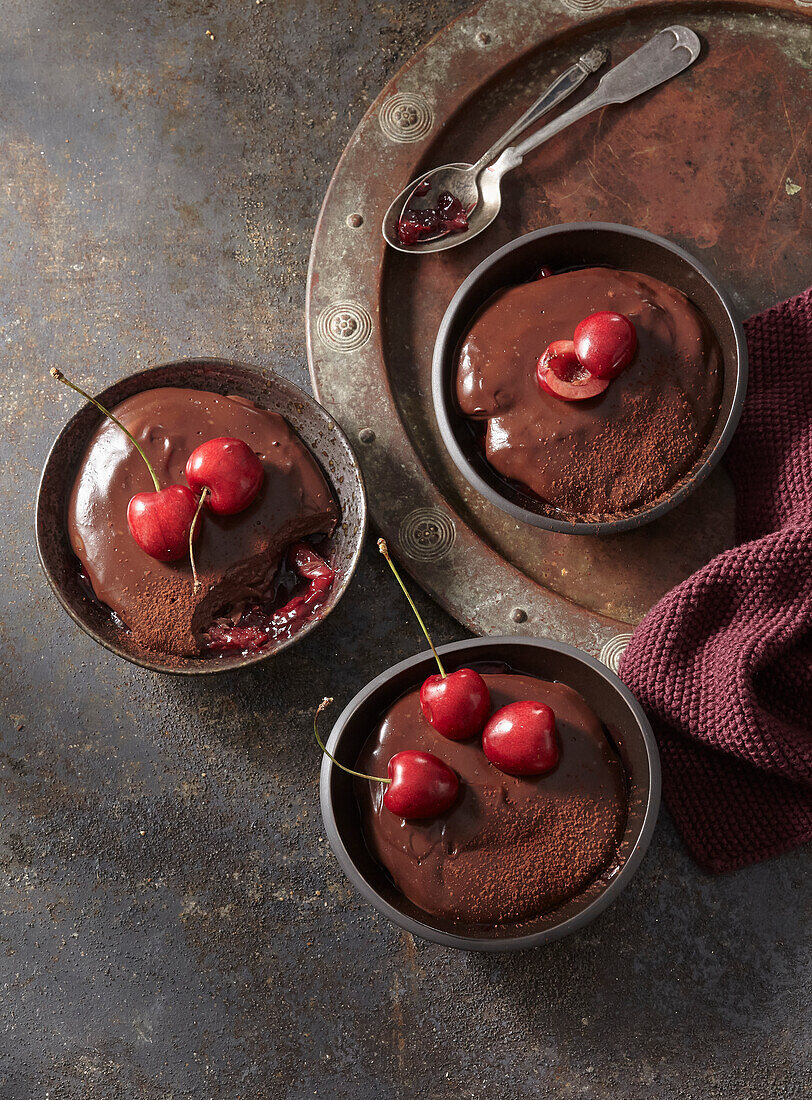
307 0 810 668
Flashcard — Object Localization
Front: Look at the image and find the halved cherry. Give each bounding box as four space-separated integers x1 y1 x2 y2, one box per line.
541 339 583 380
574 311 637 379
536 340 610 401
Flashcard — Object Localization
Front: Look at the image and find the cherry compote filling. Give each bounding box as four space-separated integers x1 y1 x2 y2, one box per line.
397 186 472 246
204 541 335 654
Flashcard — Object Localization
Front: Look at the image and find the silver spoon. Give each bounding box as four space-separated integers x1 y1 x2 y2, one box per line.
382 47 608 251
382 26 701 255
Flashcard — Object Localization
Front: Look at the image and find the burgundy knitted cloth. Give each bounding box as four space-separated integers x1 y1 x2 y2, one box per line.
620 289 812 873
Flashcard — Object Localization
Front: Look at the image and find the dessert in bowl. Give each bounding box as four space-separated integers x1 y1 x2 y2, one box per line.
319 635 660 951
37 359 366 673
433 223 747 535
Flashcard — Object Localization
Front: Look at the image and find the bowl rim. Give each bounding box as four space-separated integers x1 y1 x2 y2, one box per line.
35 357 367 675
432 221 749 535
319 635 661 952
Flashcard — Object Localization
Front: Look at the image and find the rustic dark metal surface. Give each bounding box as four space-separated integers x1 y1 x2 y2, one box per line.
2 1 810 1097
308 0 811 660
37 359 366 674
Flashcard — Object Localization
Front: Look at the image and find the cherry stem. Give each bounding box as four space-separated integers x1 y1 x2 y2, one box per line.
50 367 161 492
189 487 209 592
377 538 446 678
313 698 390 785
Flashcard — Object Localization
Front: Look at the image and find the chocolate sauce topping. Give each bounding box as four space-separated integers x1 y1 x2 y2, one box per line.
357 673 627 926
68 387 338 656
455 268 723 517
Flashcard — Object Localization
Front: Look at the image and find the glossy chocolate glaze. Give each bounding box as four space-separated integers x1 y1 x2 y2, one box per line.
357 672 627 926
455 268 723 517
68 387 338 656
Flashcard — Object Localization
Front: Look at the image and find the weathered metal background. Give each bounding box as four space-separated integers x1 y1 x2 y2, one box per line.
1 1 809 1097
308 0 811 669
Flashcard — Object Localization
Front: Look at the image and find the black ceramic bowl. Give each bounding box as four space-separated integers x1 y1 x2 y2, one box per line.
36 359 367 674
433 223 748 535
320 636 660 952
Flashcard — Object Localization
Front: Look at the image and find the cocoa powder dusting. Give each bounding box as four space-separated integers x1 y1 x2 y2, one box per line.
530 383 701 517
129 570 208 656
443 793 625 924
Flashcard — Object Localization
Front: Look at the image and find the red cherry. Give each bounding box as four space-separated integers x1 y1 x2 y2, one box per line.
420 668 491 740
482 700 560 776
377 538 492 740
573 311 637 379
382 750 459 818
49 368 208 566
534 265 553 279
536 341 610 401
127 485 200 562
313 700 461 823
185 437 264 515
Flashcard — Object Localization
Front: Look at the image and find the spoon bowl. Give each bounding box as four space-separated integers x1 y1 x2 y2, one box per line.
382 163 501 255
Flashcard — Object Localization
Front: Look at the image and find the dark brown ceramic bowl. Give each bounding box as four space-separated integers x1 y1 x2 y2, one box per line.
433 223 748 535
320 636 660 952
36 359 367 674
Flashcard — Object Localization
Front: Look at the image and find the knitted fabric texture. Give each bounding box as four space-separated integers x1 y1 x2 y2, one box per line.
620 288 812 873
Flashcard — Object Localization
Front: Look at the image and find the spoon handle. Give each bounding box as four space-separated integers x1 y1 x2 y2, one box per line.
496 26 700 172
470 47 608 177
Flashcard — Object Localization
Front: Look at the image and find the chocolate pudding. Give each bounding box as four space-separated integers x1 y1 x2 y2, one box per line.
357 671 627 926
455 267 723 517
68 387 338 657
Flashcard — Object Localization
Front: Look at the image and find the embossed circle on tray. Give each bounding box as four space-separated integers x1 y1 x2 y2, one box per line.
378 92 434 143
563 0 608 13
399 507 456 562
315 303 373 353
599 633 635 673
